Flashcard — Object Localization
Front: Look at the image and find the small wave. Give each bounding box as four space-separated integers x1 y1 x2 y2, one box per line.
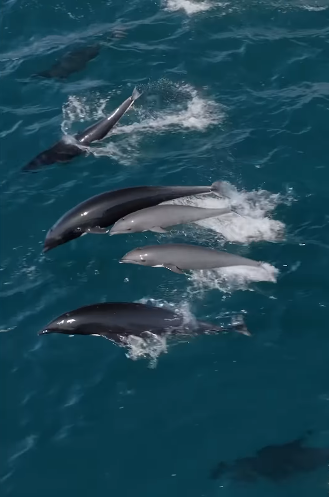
166 181 287 244
164 0 214 14
188 262 279 294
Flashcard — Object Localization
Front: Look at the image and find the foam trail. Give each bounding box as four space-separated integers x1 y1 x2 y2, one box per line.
110 88 222 135
166 181 286 244
188 263 279 295
164 0 214 14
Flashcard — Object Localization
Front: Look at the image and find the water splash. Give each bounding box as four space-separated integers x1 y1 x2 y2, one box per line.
121 299 200 367
60 83 225 165
187 263 279 295
165 181 288 244
164 0 214 14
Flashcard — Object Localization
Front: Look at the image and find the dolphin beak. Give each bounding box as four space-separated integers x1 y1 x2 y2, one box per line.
38 328 50 335
119 257 138 264
42 245 50 253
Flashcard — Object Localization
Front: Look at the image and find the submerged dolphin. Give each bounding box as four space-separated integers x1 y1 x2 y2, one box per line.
210 431 329 483
38 302 250 344
120 243 262 274
43 182 224 253
36 44 101 80
23 87 142 171
110 204 232 235
34 29 126 80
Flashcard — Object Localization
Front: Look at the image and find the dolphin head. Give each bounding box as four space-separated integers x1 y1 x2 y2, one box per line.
43 221 82 253
38 311 79 336
120 247 155 267
110 216 138 235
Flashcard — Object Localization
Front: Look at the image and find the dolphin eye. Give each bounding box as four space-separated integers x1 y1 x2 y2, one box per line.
140 256 146 262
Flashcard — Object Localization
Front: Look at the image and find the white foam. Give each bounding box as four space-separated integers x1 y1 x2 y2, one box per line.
164 0 214 14
110 84 223 137
165 181 287 244
187 263 278 295
123 333 168 368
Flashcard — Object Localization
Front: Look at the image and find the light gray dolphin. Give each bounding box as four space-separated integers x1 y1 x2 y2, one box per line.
110 205 232 235
120 243 262 274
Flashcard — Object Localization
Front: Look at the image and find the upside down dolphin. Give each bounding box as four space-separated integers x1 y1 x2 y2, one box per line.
23 87 142 171
43 182 224 252
38 302 251 343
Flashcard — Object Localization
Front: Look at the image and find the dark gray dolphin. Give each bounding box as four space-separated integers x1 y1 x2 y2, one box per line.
36 44 101 80
43 182 224 253
34 29 126 80
23 87 141 171
120 243 262 274
209 431 329 483
110 204 232 235
38 302 250 343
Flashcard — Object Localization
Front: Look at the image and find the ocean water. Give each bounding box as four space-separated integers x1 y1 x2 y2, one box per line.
1 0 329 495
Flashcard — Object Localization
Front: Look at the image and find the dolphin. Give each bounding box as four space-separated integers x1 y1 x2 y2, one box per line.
37 302 251 344
23 87 142 171
120 243 262 274
34 29 126 80
42 182 225 253
109 204 232 235
209 431 329 483
35 44 101 80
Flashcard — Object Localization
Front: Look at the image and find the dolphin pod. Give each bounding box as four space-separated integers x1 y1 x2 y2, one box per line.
38 302 251 342
23 87 142 171
109 204 232 235
120 243 262 274
43 181 224 252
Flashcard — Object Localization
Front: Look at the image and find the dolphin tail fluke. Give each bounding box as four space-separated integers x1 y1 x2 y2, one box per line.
231 315 251 336
132 87 142 101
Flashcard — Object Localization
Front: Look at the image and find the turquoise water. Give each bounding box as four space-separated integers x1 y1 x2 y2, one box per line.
1 0 329 495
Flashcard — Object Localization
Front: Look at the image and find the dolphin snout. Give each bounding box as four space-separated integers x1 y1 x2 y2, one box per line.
38 328 51 335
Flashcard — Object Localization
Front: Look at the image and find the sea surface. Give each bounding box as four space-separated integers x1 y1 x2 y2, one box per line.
1 0 329 495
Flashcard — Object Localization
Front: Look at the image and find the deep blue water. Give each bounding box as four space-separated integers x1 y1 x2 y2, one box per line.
2 0 329 495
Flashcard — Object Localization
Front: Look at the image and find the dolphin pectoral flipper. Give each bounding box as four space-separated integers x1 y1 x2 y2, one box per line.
150 226 167 233
86 226 109 234
165 265 184 274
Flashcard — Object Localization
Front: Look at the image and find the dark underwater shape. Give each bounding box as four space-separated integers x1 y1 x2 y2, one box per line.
38 302 250 343
43 181 225 252
209 431 329 483
36 44 101 80
34 29 126 80
23 86 141 171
